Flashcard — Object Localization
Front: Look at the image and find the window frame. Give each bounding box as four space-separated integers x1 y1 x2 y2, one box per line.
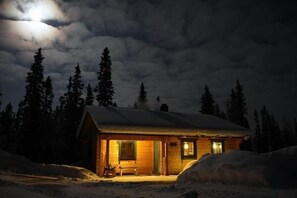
119 141 137 160
211 140 225 154
181 139 197 160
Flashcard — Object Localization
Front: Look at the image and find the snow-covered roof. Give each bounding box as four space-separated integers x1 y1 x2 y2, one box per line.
77 106 251 138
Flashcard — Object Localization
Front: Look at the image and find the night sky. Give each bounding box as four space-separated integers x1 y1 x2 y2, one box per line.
0 0 296 124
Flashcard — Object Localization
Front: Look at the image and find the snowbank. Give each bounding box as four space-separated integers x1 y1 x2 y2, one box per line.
0 149 99 180
176 146 297 188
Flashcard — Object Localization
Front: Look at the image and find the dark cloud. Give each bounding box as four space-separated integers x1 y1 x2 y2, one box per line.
0 0 297 123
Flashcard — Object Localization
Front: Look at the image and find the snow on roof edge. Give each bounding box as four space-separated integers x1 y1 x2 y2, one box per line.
98 124 251 137
77 106 251 139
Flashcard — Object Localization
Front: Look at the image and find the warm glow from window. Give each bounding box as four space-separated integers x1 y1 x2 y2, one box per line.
212 142 223 153
181 140 196 159
183 141 194 156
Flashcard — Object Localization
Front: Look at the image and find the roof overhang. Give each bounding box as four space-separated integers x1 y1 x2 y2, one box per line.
97 124 251 138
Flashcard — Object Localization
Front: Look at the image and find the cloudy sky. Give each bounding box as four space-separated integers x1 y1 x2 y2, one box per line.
0 0 296 124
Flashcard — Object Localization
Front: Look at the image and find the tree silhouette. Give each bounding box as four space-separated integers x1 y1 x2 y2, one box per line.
18 48 46 162
227 80 249 128
0 103 15 152
57 63 84 163
43 76 54 115
253 109 261 153
96 47 114 106
137 82 149 110
154 96 161 110
0 83 2 110
200 85 215 115
85 83 94 105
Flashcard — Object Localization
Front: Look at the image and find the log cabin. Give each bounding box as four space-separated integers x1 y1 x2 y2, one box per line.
76 105 251 177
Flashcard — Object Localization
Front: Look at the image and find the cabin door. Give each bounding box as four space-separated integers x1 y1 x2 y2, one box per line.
153 141 161 175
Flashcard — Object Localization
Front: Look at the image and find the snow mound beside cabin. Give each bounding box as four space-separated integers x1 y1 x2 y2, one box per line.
176 146 297 188
0 149 99 180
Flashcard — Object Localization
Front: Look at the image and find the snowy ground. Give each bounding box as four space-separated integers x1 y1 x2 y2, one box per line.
176 146 297 189
1 148 297 197
1 172 297 198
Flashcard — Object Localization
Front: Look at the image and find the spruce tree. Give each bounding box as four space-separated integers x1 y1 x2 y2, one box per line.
96 47 114 106
41 76 54 162
72 63 84 111
270 114 282 150
200 85 215 115
293 118 297 145
227 80 249 128
154 96 161 111
14 100 25 143
0 103 15 152
58 64 84 163
260 106 270 152
254 110 261 153
214 103 221 117
213 103 226 119
138 82 149 110
0 83 2 110
43 76 54 115
18 48 46 162
133 102 139 109
85 83 94 105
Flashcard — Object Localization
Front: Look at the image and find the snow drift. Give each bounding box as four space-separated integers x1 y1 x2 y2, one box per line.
176 146 297 188
0 149 99 180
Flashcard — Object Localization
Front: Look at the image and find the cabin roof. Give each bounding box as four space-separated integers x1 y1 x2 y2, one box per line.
77 106 251 138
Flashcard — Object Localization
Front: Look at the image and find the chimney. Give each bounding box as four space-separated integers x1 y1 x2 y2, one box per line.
160 104 169 112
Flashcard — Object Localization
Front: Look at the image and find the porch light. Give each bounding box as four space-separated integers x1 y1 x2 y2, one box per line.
184 142 189 150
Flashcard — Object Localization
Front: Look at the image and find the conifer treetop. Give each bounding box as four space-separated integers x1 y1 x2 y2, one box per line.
96 47 114 106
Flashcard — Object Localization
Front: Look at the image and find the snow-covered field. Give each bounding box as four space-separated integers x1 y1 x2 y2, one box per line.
176 146 297 189
1 148 297 198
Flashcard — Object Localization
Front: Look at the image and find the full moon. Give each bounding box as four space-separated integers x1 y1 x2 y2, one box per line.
29 9 42 22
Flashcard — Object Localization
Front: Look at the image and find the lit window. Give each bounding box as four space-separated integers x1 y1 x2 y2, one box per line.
211 141 224 154
181 140 197 159
119 141 136 160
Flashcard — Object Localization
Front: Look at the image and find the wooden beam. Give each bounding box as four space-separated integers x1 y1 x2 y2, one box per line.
161 140 168 175
99 133 170 141
106 139 110 166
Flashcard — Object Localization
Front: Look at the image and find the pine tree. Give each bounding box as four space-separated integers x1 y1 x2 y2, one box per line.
0 103 15 152
138 82 149 110
200 85 215 115
213 103 226 119
41 76 54 162
72 63 84 111
14 100 25 142
270 114 282 150
57 64 85 163
85 83 94 105
0 83 2 110
260 106 270 152
254 110 261 153
133 102 139 109
18 48 46 162
214 103 221 117
96 47 114 106
294 119 297 145
43 76 54 116
227 80 249 128
281 118 293 147
154 96 161 111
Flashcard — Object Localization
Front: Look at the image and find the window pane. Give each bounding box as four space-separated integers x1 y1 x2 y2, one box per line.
120 141 135 160
183 141 194 156
212 142 223 153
